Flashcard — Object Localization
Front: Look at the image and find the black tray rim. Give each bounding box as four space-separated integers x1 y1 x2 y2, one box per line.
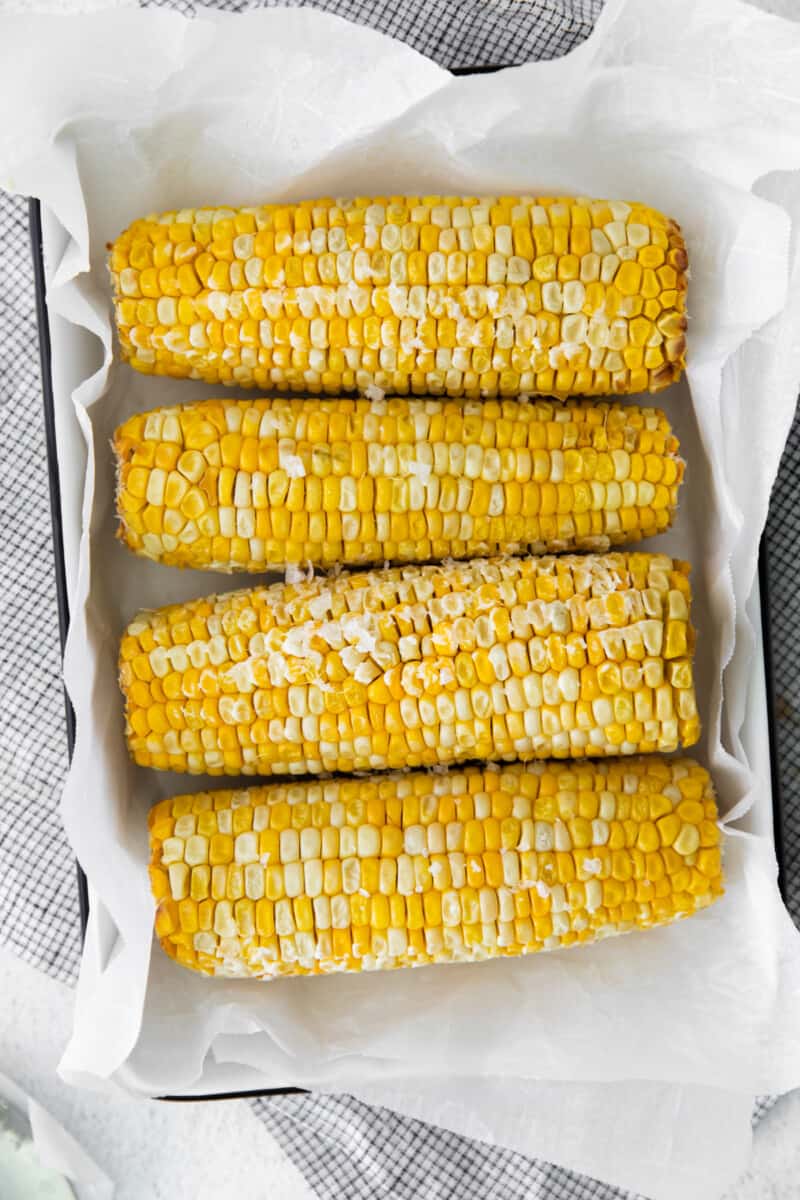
28 192 787 1104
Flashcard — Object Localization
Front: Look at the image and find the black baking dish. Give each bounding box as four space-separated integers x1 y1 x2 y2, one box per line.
28 188 787 1101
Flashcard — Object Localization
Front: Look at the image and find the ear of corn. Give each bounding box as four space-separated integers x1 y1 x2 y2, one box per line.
148 758 723 980
120 552 699 776
115 397 684 571
110 195 688 398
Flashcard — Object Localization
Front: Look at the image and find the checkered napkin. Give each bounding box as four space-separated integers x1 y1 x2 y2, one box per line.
0 0 795 1196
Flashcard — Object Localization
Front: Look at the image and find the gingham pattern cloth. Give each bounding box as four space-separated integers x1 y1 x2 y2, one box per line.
0 195 78 983
765 413 800 931
0 1 795 1197
254 1092 641 1200
140 0 602 70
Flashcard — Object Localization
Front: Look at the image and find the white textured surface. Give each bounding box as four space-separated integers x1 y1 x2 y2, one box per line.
0 946 313 1200
723 1095 800 1200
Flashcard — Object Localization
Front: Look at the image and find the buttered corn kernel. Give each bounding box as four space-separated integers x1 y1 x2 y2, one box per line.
120 552 700 776
115 396 684 571
111 196 688 397
149 758 723 978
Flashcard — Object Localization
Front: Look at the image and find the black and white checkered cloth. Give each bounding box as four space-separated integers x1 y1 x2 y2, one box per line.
765 416 800 932
140 0 602 71
0 195 78 983
0 1 796 1197
253 1091 641 1200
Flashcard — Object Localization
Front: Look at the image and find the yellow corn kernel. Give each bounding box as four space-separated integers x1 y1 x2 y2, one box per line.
149 756 722 979
112 197 687 398
115 397 684 571
124 551 698 777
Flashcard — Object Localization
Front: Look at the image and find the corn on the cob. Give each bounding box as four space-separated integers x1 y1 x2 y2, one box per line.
110 195 688 398
115 397 684 571
120 552 699 776
149 758 723 979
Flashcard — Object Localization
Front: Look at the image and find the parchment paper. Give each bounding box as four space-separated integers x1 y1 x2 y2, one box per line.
3 1 800 1196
